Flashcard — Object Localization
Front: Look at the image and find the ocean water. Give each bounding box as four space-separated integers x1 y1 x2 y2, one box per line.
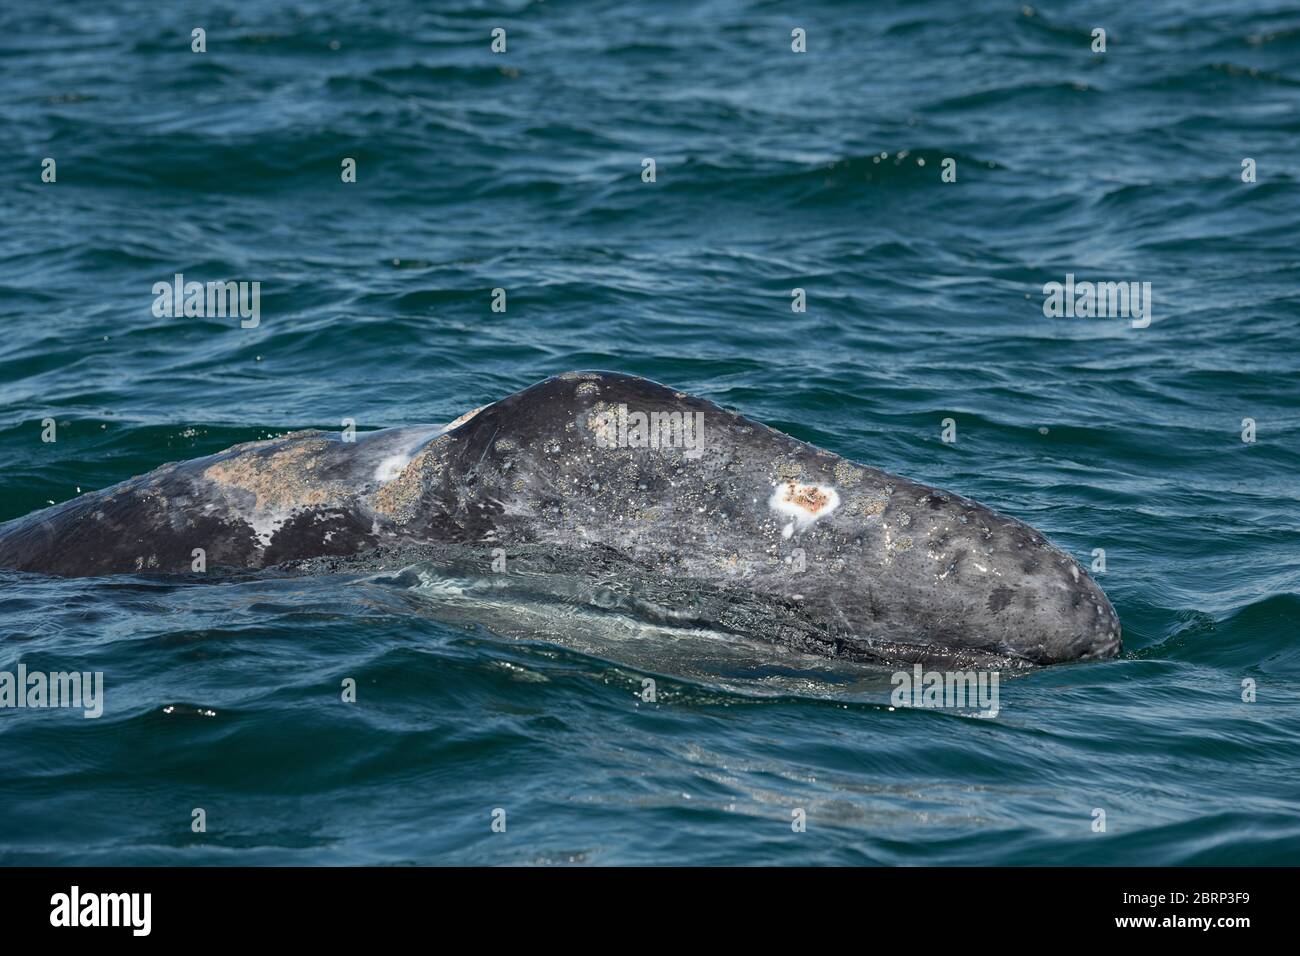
2 0 1299 865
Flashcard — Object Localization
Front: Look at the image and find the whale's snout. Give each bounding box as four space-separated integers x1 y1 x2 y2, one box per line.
865 492 1125 668
1055 586 1121 663
1077 579 1123 660
1008 552 1122 665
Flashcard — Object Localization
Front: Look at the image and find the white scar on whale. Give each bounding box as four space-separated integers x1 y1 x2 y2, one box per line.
769 481 841 539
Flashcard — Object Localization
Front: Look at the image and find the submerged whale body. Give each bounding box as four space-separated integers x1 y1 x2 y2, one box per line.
0 372 1121 668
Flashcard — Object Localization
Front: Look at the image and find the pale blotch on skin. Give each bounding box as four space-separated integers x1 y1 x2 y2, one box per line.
584 404 617 445
368 435 450 523
769 481 841 538
203 433 344 513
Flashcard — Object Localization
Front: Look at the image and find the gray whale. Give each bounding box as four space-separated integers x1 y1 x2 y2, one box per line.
0 371 1121 668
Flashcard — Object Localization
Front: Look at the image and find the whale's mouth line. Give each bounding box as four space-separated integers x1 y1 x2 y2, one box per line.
839 634 1041 671
1077 633 1123 661
271 542 1092 672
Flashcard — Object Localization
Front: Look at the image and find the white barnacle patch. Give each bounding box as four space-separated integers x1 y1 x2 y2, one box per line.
768 481 840 537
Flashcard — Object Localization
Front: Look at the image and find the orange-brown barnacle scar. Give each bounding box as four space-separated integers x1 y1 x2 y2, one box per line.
786 481 829 513
768 481 841 528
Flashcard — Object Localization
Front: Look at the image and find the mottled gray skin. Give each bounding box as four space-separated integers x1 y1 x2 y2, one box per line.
0 372 1120 667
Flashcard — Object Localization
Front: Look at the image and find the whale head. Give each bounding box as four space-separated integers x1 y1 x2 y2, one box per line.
389 370 1124 670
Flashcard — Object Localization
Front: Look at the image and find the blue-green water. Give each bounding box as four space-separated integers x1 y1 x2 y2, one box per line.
2 0 1299 865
